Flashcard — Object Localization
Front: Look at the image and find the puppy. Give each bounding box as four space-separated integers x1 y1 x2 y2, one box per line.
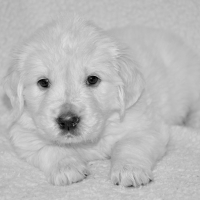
4 16 200 187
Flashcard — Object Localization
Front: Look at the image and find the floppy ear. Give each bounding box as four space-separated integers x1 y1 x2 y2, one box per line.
3 67 24 120
116 52 144 116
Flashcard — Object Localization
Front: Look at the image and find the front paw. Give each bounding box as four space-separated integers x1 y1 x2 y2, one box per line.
110 162 153 187
47 158 90 186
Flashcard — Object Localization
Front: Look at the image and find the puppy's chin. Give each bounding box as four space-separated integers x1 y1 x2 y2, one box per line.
54 128 103 145
43 126 105 145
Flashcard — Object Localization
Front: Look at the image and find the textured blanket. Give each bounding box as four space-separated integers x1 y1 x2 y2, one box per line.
0 1 200 199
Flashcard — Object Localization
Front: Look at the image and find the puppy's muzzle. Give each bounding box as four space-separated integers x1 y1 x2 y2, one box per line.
56 112 80 133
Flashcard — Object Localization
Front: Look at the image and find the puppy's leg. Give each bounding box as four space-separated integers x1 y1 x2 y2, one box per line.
110 127 168 187
9 124 89 185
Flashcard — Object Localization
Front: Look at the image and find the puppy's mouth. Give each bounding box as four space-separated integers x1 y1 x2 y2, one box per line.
59 128 80 138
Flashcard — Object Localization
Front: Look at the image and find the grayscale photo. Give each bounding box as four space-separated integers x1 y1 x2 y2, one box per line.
0 1 200 200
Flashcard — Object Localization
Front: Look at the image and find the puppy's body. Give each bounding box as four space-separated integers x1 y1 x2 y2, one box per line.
109 27 200 127
4 17 200 187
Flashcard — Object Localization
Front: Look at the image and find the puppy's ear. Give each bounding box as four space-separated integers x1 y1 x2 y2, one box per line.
3 67 24 120
116 52 144 116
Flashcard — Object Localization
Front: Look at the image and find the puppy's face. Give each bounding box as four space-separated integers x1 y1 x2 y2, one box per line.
4 18 143 144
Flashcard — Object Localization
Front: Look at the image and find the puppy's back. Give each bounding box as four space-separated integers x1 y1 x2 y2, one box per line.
108 26 200 125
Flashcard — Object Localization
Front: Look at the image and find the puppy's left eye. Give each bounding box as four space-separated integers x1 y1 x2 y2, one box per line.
86 75 101 87
37 78 50 89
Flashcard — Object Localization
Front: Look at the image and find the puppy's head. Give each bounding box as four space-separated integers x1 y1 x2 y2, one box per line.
4 17 144 144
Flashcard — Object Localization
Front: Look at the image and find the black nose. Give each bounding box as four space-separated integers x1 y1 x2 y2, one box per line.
56 113 80 132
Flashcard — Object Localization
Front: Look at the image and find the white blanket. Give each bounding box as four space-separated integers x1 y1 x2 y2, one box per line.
0 1 200 199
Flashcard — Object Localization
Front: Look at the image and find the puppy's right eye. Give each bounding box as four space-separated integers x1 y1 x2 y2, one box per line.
86 75 101 87
37 78 50 89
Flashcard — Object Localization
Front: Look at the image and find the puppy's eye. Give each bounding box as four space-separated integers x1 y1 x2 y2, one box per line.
86 75 100 86
37 78 50 89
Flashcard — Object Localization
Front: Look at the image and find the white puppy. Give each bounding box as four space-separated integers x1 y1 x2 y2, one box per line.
4 16 200 187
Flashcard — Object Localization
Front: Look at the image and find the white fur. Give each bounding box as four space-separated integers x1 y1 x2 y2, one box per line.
4 16 200 187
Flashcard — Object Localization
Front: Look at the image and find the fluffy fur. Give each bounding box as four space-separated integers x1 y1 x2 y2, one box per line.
4 16 200 187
